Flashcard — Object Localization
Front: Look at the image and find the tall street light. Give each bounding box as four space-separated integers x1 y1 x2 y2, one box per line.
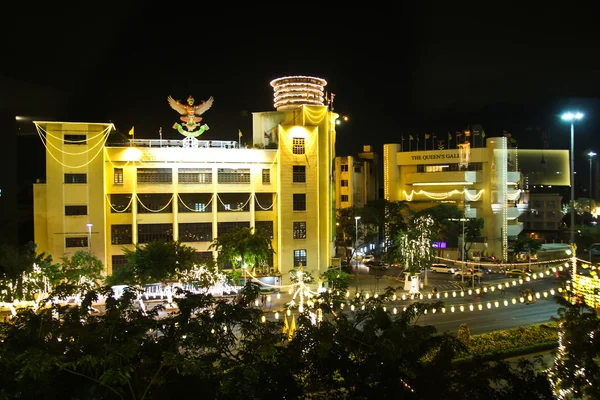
86 223 93 253
562 111 584 278
589 151 597 200
561 112 584 246
355 216 361 281
449 218 468 284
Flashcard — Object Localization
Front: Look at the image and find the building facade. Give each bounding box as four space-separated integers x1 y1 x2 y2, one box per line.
33 77 338 283
334 145 380 209
519 191 564 242
383 138 570 261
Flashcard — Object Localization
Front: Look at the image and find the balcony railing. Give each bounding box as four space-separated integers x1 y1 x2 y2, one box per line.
107 139 241 149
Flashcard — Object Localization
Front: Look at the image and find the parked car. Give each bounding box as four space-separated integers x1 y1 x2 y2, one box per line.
430 264 456 274
362 254 375 263
506 268 532 278
365 260 389 270
455 267 484 279
366 260 388 270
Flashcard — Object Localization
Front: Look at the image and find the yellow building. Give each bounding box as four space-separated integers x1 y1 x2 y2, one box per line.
334 145 380 209
383 138 570 261
33 76 338 283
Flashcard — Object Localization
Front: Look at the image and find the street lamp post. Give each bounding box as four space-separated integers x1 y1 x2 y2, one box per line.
589 151 597 200
562 111 584 276
86 223 93 253
355 216 361 282
448 218 467 284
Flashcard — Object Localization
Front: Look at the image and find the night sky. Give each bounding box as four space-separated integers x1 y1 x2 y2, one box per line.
3 3 600 182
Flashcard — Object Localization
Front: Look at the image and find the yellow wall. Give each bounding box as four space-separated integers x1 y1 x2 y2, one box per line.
34 109 336 283
34 122 109 268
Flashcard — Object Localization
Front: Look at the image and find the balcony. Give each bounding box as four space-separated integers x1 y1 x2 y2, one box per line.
106 139 242 149
405 171 480 186
506 222 524 237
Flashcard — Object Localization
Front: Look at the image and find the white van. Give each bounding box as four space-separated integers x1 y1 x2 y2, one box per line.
430 264 456 274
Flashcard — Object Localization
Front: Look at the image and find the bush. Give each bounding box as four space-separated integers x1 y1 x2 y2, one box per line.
455 322 558 360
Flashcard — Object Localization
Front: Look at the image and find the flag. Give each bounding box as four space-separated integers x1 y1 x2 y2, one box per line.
482 130 486 138
464 129 471 137
288 315 296 340
283 315 289 334
128 126 134 136
409 134 414 141
448 132 452 140
238 130 243 137
425 133 431 140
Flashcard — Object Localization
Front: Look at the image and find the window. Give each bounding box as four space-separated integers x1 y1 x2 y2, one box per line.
256 221 274 238
293 222 306 239
64 173 87 184
341 195 349 202
262 169 271 184
341 180 348 187
66 237 88 248
292 137 305 155
65 205 87 216
64 134 87 145
217 193 251 212
111 255 127 274
179 222 212 242
293 194 306 211
114 168 123 184
137 168 172 183
293 249 307 267
217 221 250 236
178 168 212 184
292 165 306 183
340 164 349 172
354 166 361 173
110 194 132 213
255 193 274 210
178 193 212 213
217 168 250 184
137 194 173 213
111 224 132 244
138 223 173 243
194 251 214 265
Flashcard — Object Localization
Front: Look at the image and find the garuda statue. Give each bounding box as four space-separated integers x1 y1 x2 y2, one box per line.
168 95 214 137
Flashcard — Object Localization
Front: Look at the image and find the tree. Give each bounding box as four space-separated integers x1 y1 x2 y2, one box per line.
548 296 600 399
414 203 463 244
0 273 556 399
511 236 542 263
357 199 411 256
107 240 198 286
0 241 57 302
458 323 471 347
456 217 484 259
388 215 435 274
336 206 362 263
60 250 104 287
209 227 274 274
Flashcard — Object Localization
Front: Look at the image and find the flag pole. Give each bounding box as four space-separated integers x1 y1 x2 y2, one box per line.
159 127 162 147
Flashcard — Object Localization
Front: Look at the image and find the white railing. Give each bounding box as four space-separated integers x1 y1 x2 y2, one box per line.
124 139 240 149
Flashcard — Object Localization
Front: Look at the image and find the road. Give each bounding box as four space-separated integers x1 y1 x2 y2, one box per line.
297 263 566 336
109 262 567 338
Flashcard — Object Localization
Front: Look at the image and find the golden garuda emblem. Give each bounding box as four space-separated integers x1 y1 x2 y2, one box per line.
167 95 214 137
